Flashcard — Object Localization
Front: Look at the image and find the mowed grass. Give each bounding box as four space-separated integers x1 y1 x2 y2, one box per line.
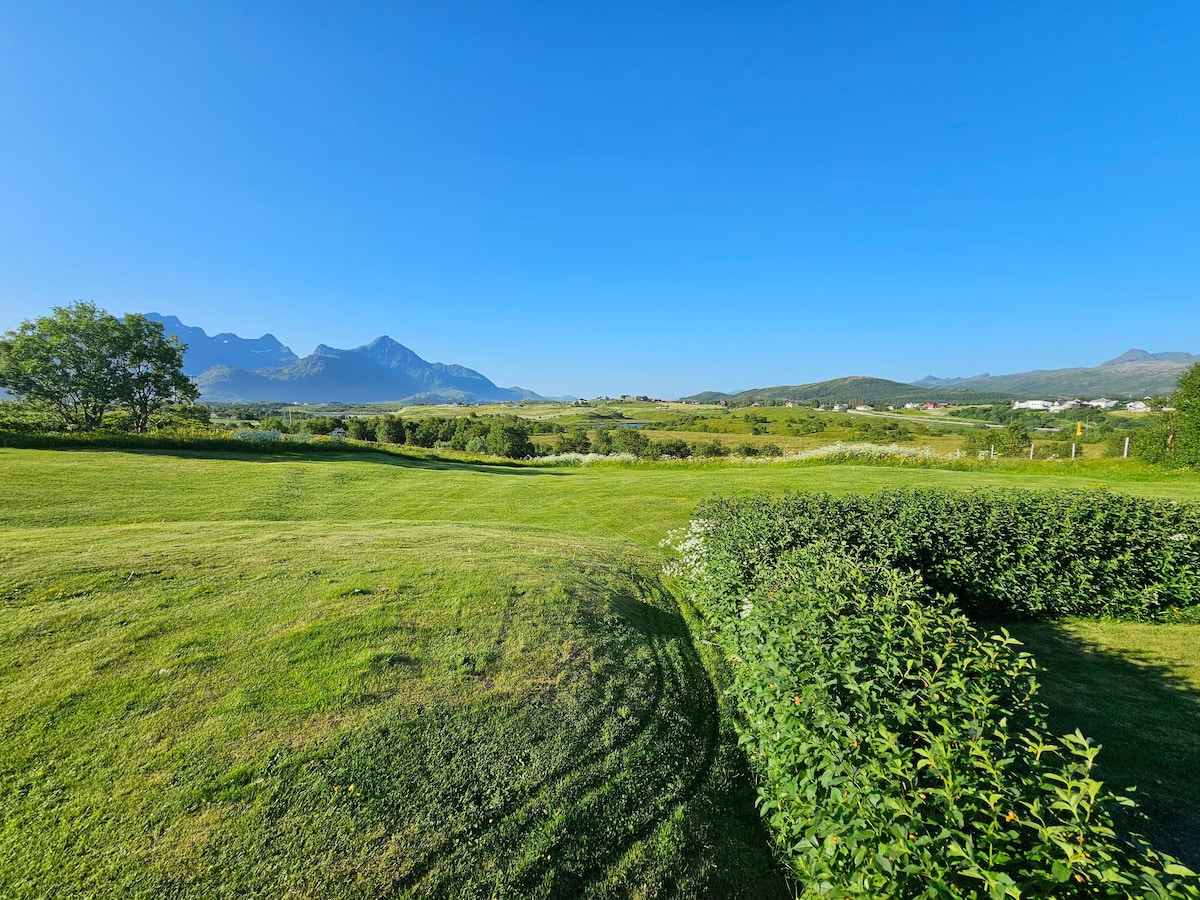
1008 620 1200 868
0 520 782 898
2 446 1200 895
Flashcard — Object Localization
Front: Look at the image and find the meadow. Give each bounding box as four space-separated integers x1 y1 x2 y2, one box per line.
2 445 1198 896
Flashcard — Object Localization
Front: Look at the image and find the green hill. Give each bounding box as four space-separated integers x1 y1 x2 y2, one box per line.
682 375 1010 406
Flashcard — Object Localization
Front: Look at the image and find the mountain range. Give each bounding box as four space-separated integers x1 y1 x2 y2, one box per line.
682 377 1011 407
912 350 1200 398
145 314 549 404
683 350 1198 406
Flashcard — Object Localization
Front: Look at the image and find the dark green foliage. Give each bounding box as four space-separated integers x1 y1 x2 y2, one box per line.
375 414 405 444
694 440 728 458
696 549 1196 897
684 489 1200 621
1169 364 1200 465
1133 363 1200 467
486 422 534 459
654 437 691 459
347 417 375 440
554 427 592 454
670 492 1200 896
608 427 650 457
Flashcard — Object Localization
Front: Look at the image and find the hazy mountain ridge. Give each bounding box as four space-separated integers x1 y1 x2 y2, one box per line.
144 314 298 373
914 350 1198 398
148 314 549 404
685 350 1197 406
681 376 1010 406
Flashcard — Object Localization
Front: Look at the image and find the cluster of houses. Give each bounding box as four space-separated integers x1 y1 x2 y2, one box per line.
1012 398 1153 413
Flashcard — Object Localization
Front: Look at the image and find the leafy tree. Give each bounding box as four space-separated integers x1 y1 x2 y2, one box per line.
1121 368 1200 465
962 421 1032 457
113 313 197 432
486 422 533 458
376 414 405 444
1157 363 1200 466
694 439 728 458
609 426 650 456
0 302 196 432
0 302 122 430
347 417 376 440
654 437 691 459
553 427 592 454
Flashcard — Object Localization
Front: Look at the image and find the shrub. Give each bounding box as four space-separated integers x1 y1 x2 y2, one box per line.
234 428 282 443
668 492 1200 897
689 547 1198 897
677 489 1200 621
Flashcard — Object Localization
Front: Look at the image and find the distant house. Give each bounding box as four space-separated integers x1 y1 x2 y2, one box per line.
1126 400 1151 412
855 405 873 411
1048 400 1085 414
1012 400 1053 411
832 403 849 412
1086 398 1119 409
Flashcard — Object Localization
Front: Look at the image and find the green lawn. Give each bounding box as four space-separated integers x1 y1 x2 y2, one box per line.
2 446 1199 896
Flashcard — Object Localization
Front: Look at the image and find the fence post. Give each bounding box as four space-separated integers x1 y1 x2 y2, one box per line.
1071 443 1076 459
1123 436 1130 459
1029 443 1035 460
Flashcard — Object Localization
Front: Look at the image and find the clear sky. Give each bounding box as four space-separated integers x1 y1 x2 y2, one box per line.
2 2 1197 399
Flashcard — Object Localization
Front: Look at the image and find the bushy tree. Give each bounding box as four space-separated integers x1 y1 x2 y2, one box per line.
654 437 692 459
1168 363 1200 465
486 422 533 458
0 302 122 430
347 417 376 440
553 427 592 454
0 302 196 432
114 312 197 432
376 414 405 444
609 426 650 456
962 421 1031 457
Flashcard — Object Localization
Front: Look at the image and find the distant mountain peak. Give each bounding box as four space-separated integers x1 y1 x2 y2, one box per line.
145 313 550 404
1101 348 1200 366
143 312 298 374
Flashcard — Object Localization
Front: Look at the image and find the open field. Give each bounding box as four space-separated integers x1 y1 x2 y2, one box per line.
2 446 1199 896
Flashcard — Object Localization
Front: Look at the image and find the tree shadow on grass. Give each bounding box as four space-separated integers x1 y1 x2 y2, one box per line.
1006 621 1200 869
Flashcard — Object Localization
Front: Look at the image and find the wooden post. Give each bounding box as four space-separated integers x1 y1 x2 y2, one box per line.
990 445 995 459
1071 443 1076 459
1029 443 1035 460
1123 436 1130 458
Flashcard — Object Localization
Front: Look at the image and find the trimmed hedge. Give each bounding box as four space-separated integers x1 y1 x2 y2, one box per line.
677 489 1200 621
668 489 1200 897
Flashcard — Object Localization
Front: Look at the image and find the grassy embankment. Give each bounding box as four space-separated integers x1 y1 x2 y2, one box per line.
2 446 1198 895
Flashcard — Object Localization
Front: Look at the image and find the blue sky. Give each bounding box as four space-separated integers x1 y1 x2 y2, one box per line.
2 2 1197 399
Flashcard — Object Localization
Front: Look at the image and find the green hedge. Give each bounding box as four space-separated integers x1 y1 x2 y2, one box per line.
668 489 1200 897
677 489 1200 621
